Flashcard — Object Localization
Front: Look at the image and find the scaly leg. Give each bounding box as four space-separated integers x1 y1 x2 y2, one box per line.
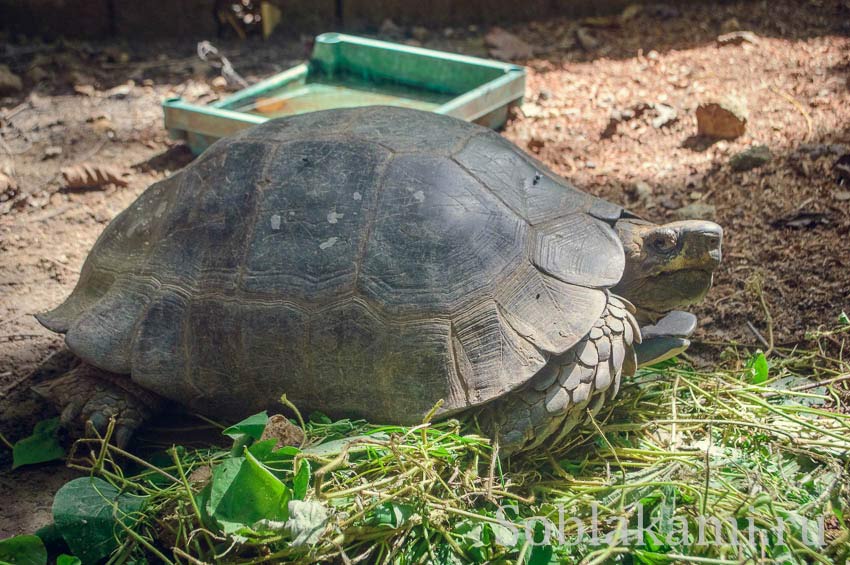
32 362 162 448
478 294 640 457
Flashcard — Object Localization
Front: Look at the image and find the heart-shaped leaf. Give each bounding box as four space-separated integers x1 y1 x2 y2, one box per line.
12 418 65 469
52 478 144 564
0 535 47 565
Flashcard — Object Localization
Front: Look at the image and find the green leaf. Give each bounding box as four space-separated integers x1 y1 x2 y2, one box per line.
839 311 850 326
0 535 47 565
747 352 770 384
286 500 329 546
56 556 82 565
222 411 269 441
368 502 415 528
528 543 553 565
52 477 145 564
12 418 65 469
247 439 279 461
308 412 332 424
293 459 310 500
633 549 674 565
207 450 291 535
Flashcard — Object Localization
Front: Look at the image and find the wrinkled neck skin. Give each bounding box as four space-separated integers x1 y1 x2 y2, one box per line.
612 217 723 324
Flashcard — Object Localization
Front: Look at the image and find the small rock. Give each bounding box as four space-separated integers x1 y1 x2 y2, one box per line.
25 65 48 83
87 115 114 134
835 154 850 186
581 15 620 28
696 98 748 140
211 76 229 91
43 146 62 160
796 143 847 159
717 30 759 46
660 197 679 210
645 3 680 19
730 145 772 171
379 18 403 38
67 70 94 89
834 190 850 201
575 27 599 50
771 211 830 229
411 25 429 42
0 64 23 95
188 465 212 485
105 83 133 99
260 414 304 449
720 17 741 34
675 201 716 220
102 46 130 64
632 180 653 203
652 103 678 128
73 84 96 97
521 103 546 118
0 171 18 200
485 27 534 60
620 4 643 21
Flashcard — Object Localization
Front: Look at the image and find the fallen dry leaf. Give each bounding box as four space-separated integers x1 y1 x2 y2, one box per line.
260 414 304 449
254 97 288 115
61 163 130 190
485 27 534 60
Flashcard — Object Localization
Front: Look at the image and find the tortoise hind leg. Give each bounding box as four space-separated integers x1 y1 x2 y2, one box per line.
479 295 640 457
32 363 163 448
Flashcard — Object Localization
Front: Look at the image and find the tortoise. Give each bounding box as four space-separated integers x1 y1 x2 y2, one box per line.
34 106 722 455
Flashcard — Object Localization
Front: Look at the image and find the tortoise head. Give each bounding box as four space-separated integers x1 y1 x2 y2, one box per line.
612 218 722 323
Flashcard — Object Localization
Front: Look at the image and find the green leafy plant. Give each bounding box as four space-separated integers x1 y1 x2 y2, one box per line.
5 320 850 564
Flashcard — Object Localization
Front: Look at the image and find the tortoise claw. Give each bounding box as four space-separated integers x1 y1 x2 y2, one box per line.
59 401 82 427
87 412 108 436
113 426 133 449
31 363 161 448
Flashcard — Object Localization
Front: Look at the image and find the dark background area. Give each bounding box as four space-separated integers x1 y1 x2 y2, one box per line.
4 0 720 39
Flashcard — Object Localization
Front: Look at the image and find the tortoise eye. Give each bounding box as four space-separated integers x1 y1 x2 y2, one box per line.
648 230 677 253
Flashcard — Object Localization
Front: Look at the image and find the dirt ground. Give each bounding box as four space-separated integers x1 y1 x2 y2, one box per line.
0 0 848 538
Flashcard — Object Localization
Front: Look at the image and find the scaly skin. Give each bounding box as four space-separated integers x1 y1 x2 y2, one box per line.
479 294 640 456
32 363 162 448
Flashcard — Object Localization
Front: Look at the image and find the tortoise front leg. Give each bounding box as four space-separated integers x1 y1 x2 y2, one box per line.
32 363 162 448
479 295 640 457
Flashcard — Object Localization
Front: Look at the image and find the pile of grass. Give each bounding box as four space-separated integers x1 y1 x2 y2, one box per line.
19 321 850 564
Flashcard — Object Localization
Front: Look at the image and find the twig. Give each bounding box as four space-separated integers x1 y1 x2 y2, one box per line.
0 333 47 341
746 320 771 350
172 547 210 565
0 101 30 124
0 431 14 450
279 393 307 448
770 87 813 140
486 423 499 501
747 274 775 357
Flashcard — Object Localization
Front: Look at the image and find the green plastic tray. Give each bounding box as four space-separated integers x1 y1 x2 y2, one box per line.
163 33 526 154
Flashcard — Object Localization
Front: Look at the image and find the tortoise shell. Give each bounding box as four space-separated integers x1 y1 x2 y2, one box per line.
38 106 627 424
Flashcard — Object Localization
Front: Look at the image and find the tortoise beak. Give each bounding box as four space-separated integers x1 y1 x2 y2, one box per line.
676 221 723 271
